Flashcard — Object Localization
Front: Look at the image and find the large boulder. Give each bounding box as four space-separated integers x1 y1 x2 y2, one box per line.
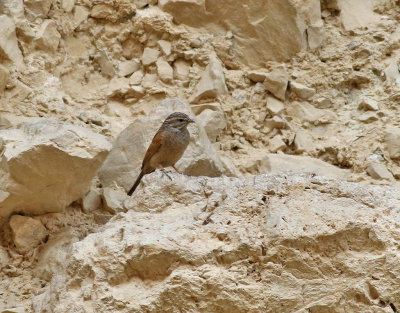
33 173 400 312
0 120 112 222
98 98 234 190
159 0 325 66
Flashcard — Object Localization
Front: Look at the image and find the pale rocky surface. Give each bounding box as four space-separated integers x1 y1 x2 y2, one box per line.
2 0 400 312
32 174 400 312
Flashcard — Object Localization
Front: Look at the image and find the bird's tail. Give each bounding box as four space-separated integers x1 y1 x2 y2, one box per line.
127 170 144 196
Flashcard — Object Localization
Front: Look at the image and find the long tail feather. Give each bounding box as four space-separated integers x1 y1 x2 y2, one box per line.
127 170 144 196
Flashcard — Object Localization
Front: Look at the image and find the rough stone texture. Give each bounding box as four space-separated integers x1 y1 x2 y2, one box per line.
98 98 233 191
263 65 288 101
0 120 112 220
0 64 9 94
290 81 316 100
9 215 48 254
196 108 226 143
189 55 228 103
338 0 380 31
366 162 394 181
141 47 160 66
35 20 61 52
32 173 400 312
156 58 173 83
159 0 324 66
0 15 24 68
384 127 400 160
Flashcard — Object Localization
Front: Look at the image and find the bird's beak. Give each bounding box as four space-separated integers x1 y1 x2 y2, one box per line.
187 118 195 124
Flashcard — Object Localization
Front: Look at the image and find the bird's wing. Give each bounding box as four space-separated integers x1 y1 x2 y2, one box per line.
141 129 164 170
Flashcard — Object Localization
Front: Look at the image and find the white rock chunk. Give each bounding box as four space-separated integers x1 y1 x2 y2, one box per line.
141 47 160 66
118 60 140 77
264 65 288 101
35 20 61 52
9 215 48 254
156 58 173 83
384 127 400 160
157 39 172 56
290 81 316 100
0 15 24 68
173 59 190 81
0 64 10 93
357 97 379 111
266 95 285 115
98 98 234 190
366 162 393 181
0 120 112 220
196 109 226 142
189 56 228 103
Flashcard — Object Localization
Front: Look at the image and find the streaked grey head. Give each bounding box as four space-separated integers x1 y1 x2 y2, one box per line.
163 112 195 130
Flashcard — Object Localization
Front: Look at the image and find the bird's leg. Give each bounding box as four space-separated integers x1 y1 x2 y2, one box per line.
172 165 181 174
160 169 172 181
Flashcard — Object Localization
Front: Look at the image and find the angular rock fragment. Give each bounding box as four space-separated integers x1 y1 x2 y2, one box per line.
35 20 61 52
366 162 393 181
263 65 288 101
0 120 112 220
196 109 226 143
156 58 173 83
9 215 48 254
189 56 228 103
141 47 160 66
0 15 24 68
290 81 316 100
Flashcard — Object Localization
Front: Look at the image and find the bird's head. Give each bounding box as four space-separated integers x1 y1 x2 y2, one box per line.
163 112 195 130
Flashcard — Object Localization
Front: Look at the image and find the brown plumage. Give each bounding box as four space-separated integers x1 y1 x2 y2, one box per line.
127 112 194 196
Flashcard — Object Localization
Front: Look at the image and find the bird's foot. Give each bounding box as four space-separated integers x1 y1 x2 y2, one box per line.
160 169 172 181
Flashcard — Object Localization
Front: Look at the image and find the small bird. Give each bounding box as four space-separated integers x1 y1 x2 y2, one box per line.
127 112 194 196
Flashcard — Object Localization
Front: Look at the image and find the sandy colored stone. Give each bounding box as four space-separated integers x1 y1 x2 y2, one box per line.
266 95 285 115
61 0 74 13
247 70 267 83
95 50 115 77
129 70 143 85
290 81 316 100
384 128 400 160
0 15 24 68
337 0 380 31
35 20 61 52
384 62 399 83
141 73 158 89
141 47 160 66
9 215 48 253
72 5 89 30
24 0 53 17
122 37 143 60
156 58 173 83
32 173 400 312
102 187 126 214
157 39 172 56
0 120 112 220
118 60 140 77
0 64 9 94
268 135 286 152
90 4 113 19
263 65 288 101
173 59 190 80
82 188 102 212
366 162 393 181
196 109 226 142
358 97 379 111
189 55 228 103
98 98 233 190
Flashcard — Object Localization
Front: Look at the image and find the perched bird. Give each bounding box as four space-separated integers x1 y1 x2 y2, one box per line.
127 112 194 196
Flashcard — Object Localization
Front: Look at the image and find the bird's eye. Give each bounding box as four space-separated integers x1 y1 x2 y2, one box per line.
179 119 184 122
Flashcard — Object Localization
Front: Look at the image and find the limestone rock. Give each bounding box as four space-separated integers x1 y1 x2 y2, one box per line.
156 58 173 83
24 0 54 17
196 109 226 142
290 81 316 100
72 5 89 30
98 98 234 190
102 187 126 214
33 173 400 312
90 4 113 19
129 70 143 85
107 77 145 99
268 135 286 152
82 188 102 212
0 0 24 18
191 102 222 115
0 245 10 269
294 130 314 153
95 50 115 77
141 47 160 66
173 59 190 81
35 20 61 53
160 0 323 66
384 128 400 160
366 162 393 181
244 153 350 179
337 0 380 31
157 40 172 56
141 73 158 89
247 70 267 83
0 64 9 94
118 60 140 77
358 97 379 111
0 15 24 68
189 56 228 103
263 65 288 101
384 62 399 83
287 101 336 124
61 0 74 13
122 37 143 60
266 95 285 115
9 215 48 254
0 120 112 220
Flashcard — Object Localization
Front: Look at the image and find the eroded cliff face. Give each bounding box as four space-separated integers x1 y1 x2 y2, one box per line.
1 0 400 312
